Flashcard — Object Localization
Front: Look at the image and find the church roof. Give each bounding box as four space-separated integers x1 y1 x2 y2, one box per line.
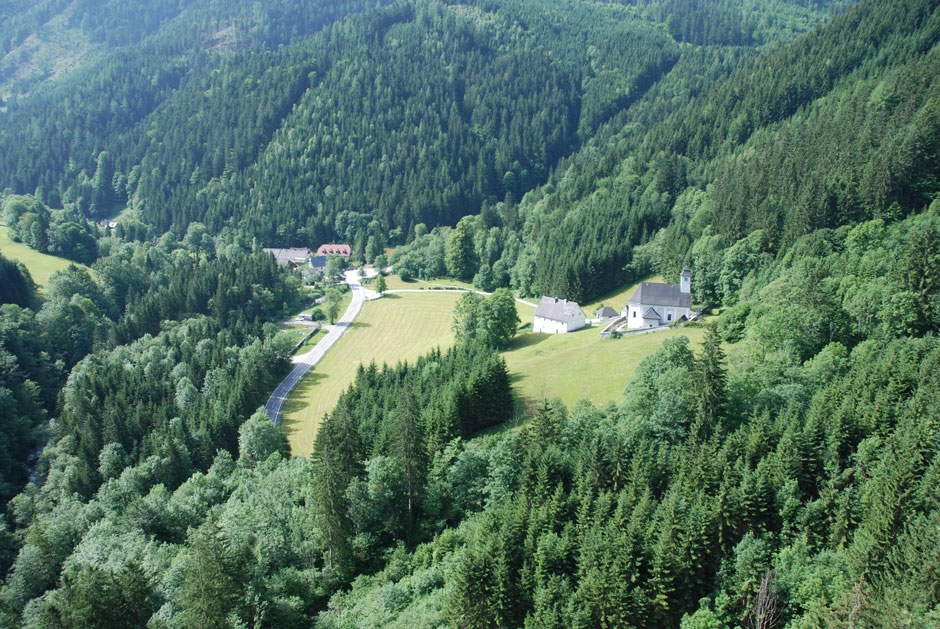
628 282 691 308
642 307 661 320
534 296 584 322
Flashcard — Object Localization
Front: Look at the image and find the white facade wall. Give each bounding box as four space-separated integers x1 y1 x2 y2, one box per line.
533 311 586 334
568 309 586 332
626 305 644 329
625 304 691 329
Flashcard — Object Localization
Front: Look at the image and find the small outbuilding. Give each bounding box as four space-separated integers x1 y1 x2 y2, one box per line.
595 306 618 320
533 297 587 334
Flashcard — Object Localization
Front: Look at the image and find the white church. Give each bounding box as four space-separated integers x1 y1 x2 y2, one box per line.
623 267 692 329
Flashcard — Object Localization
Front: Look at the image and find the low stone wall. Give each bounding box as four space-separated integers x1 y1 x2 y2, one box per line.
292 324 320 353
599 315 627 338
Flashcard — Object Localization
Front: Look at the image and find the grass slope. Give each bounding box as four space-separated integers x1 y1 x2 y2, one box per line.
280 292 462 456
0 225 80 287
502 325 707 410
279 278 712 453
505 276 709 408
381 274 476 291
579 275 663 315
0 6 100 100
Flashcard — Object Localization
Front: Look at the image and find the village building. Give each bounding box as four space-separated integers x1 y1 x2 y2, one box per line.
533 297 587 334
262 247 312 269
310 255 328 274
595 306 618 320
316 243 351 257
623 267 692 329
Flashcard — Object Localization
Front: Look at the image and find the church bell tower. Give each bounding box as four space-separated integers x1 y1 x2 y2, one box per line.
680 267 691 294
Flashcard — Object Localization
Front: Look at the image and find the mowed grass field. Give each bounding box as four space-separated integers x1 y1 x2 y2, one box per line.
503 275 707 409
0 225 79 287
580 275 664 315
381 274 476 292
279 276 708 454
280 292 463 457
501 325 707 410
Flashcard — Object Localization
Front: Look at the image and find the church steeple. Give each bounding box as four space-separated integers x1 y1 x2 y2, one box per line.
680 267 691 294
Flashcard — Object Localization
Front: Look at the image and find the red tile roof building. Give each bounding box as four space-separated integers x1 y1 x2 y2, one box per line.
316 243 351 257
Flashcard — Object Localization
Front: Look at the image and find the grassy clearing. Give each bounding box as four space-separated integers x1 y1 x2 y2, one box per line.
290 286 351 319
98 206 140 223
278 324 319 353
579 275 663 316
501 324 708 410
426 278 476 290
380 274 422 290
293 328 325 355
0 225 82 288
0 13 100 100
279 276 709 455
280 292 462 457
382 274 476 291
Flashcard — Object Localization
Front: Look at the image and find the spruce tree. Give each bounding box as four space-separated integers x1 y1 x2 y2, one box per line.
311 407 363 575
695 325 727 438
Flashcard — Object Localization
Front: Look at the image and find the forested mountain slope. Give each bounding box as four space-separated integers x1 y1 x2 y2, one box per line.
1 0 840 249
426 0 940 302
3 0 940 627
0 0 397 98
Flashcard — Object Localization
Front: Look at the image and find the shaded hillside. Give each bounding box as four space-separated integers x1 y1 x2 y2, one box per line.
4 1 940 627
0 0 839 248
464 0 940 302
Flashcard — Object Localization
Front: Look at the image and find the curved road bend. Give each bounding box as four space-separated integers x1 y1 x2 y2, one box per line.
265 270 365 425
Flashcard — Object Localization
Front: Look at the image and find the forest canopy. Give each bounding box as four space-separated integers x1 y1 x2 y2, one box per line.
1 0 939 626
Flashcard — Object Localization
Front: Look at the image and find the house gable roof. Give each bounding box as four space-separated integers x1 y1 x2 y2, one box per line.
316 243 351 257
596 306 618 318
262 248 311 265
628 282 691 308
534 296 584 323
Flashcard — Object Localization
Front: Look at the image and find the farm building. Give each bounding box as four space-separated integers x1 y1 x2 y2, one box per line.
595 306 618 320
263 247 312 269
533 297 587 334
316 243 351 257
623 267 692 329
310 255 328 274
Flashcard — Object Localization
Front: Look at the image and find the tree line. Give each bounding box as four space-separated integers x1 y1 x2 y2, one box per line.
0 220 305 512
387 0 937 305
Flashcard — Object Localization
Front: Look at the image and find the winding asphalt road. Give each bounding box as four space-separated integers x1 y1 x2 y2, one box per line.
265 270 365 425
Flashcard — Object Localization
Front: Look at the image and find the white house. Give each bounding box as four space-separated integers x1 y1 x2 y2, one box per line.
623 267 692 329
533 297 587 334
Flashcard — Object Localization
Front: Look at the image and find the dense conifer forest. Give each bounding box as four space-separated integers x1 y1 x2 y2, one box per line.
1 0 939 626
